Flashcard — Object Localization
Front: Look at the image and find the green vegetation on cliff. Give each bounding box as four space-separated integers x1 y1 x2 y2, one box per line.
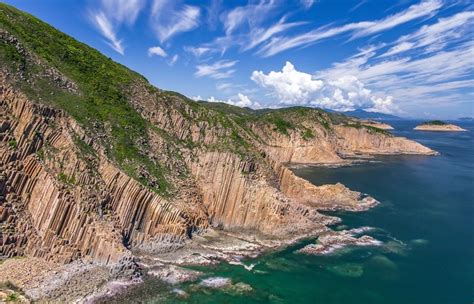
0 2 392 196
422 120 447 125
0 3 173 194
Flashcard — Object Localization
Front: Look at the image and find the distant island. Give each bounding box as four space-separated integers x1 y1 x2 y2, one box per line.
458 117 474 121
414 120 467 132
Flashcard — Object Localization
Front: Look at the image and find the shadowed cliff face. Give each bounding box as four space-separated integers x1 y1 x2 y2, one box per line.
0 3 436 269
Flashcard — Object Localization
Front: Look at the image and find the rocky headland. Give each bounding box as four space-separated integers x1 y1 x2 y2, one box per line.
0 4 438 302
360 120 394 130
414 120 467 132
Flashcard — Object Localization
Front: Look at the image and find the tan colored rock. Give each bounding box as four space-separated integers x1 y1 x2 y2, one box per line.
334 125 438 156
361 120 394 130
0 63 439 301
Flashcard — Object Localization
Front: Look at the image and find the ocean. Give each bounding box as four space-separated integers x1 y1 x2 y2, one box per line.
109 120 474 304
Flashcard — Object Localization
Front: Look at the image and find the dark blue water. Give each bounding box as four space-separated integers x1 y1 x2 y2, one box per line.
113 121 474 304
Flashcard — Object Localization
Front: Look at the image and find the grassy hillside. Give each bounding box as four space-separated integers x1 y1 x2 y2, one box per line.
0 3 386 196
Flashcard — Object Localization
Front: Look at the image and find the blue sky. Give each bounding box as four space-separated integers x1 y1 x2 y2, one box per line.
3 0 473 118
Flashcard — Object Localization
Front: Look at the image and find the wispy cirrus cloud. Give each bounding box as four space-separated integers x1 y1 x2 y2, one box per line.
222 0 277 35
195 60 238 79
300 0 316 10
151 0 200 43
187 0 306 57
380 11 474 57
184 46 213 58
168 54 179 66
315 11 474 113
242 16 307 51
258 0 442 57
89 0 145 54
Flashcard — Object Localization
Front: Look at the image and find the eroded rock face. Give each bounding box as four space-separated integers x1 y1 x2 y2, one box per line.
0 71 435 270
334 125 438 156
0 76 208 265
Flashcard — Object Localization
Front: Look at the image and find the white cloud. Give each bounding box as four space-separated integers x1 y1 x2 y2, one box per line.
89 0 145 54
252 62 398 113
222 0 277 35
207 93 261 108
380 11 474 57
184 46 213 58
258 0 442 57
151 0 200 43
148 46 168 57
168 54 179 66
100 0 145 25
300 0 316 9
252 62 324 104
352 0 442 38
243 16 307 51
314 14 474 113
189 1 305 56
379 41 414 57
195 60 238 79
91 12 124 55
216 82 233 91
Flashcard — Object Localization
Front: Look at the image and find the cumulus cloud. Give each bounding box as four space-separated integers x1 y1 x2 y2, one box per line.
151 0 200 43
252 62 323 104
200 93 261 108
195 60 238 79
251 62 398 113
148 46 168 57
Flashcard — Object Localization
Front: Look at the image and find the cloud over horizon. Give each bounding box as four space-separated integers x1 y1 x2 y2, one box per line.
252 62 398 113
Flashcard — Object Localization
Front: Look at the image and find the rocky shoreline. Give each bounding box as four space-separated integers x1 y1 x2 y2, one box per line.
0 204 365 302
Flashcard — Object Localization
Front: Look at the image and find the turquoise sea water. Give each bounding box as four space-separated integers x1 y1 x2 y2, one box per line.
110 121 474 304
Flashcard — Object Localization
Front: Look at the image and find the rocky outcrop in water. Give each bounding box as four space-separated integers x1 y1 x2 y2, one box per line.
414 122 467 132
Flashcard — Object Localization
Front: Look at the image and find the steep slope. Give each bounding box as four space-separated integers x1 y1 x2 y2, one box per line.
0 3 437 301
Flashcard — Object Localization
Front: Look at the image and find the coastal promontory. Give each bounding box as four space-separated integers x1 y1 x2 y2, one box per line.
0 3 439 302
360 120 394 130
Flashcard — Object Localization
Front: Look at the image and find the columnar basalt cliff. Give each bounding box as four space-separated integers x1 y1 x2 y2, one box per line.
0 3 438 301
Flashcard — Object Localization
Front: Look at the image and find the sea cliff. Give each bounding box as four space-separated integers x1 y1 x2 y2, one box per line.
0 3 438 302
